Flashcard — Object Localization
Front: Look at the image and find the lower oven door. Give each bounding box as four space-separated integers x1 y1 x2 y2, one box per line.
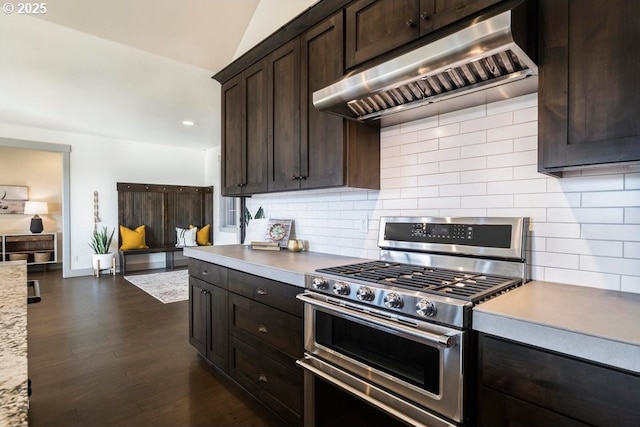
297 292 466 425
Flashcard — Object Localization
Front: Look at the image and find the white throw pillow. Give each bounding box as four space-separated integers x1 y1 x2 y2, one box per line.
176 227 197 247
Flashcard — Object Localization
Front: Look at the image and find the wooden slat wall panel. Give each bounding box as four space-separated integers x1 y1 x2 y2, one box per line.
117 183 214 248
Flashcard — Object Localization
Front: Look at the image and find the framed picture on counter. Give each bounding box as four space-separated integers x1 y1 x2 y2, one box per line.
264 219 292 248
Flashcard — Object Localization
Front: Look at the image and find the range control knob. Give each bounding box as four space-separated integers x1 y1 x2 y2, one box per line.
333 281 350 296
356 286 375 301
416 299 437 317
311 277 328 290
383 292 403 309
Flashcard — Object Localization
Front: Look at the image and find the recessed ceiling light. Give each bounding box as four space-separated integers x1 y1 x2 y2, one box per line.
182 120 194 126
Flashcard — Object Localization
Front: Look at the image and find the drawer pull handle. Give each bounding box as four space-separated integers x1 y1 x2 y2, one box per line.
256 288 267 295
258 374 268 383
258 325 268 334
202 270 209 275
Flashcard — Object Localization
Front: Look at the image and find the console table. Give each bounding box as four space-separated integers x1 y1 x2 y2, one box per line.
0 233 58 268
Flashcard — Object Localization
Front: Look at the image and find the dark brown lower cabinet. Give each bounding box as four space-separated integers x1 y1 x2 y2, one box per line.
188 276 229 372
189 260 304 426
478 333 640 427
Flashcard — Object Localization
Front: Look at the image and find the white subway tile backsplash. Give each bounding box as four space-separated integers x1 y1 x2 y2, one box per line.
624 242 640 259
460 112 512 133
417 147 460 164
547 208 624 224
543 268 621 291
461 167 512 183
621 275 640 293
401 138 439 155
418 172 460 186
546 238 623 257
626 172 640 189
460 140 513 158
417 123 460 141
580 255 640 276
440 157 488 173
487 122 537 142
513 106 537 124
246 94 640 293
440 131 486 149
582 224 640 242
461 195 513 208
582 190 640 207
532 251 580 269
489 179 546 195
546 174 624 193
440 182 486 197
514 192 581 208
487 150 536 168
626 208 640 223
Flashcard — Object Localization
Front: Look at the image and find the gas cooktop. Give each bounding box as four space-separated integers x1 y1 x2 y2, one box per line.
316 260 521 303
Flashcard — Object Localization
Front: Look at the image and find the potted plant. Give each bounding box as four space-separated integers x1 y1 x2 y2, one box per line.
89 226 115 273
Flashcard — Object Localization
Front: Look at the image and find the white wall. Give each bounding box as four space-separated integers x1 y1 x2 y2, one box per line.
205 145 239 245
246 94 640 294
233 0 320 59
0 123 211 275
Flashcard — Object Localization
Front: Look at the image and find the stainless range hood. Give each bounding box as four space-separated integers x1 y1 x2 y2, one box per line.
313 0 537 126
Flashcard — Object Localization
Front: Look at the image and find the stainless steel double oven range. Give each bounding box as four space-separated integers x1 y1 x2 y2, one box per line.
297 217 529 427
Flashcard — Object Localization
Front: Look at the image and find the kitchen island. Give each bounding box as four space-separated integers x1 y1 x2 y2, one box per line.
0 261 29 427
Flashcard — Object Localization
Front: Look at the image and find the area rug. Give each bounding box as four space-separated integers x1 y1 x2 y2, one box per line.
124 269 188 304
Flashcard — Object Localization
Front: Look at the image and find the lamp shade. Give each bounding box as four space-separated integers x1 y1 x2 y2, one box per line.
24 201 49 215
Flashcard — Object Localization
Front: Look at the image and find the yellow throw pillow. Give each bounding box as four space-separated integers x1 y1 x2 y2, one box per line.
190 224 212 245
119 225 148 250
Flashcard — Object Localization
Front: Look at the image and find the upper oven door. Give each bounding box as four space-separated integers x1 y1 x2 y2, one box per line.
297 292 466 423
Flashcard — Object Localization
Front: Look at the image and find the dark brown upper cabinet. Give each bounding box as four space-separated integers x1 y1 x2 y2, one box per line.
267 39 301 192
301 12 380 191
538 0 640 175
345 0 501 69
221 61 268 196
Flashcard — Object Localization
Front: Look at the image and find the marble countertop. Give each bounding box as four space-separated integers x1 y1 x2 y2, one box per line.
184 244 372 287
0 261 28 427
474 280 640 373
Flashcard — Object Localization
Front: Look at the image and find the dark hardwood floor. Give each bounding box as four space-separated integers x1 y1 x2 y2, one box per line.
27 268 285 427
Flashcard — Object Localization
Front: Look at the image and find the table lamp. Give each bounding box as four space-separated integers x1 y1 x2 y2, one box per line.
24 201 48 233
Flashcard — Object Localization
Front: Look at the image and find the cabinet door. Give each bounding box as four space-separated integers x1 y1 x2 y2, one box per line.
221 62 267 195
188 277 208 356
420 0 502 35
243 61 268 194
206 280 229 372
345 0 420 69
268 39 301 192
221 75 243 196
301 13 347 189
539 0 640 173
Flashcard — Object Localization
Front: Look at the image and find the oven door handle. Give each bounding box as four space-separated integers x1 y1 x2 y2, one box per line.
297 293 455 348
297 354 455 427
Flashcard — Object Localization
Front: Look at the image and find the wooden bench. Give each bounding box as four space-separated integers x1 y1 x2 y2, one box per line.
117 182 213 275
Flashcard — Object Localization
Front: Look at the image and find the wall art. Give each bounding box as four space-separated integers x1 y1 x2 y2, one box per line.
0 185 28 214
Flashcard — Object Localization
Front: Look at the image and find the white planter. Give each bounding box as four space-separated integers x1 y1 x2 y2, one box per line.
92 253 115 276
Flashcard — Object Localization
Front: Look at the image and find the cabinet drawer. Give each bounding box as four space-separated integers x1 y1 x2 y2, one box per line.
480 334 640 426
230 336 303 427
189 260 228 289
229 269 303 316
229 293 303 360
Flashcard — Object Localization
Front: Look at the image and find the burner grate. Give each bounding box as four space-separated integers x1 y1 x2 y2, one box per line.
316 261 520 302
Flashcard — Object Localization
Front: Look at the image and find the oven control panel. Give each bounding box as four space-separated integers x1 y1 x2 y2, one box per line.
410 223 472 241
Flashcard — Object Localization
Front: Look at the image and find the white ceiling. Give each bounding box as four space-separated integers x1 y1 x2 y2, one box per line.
0 0 260 150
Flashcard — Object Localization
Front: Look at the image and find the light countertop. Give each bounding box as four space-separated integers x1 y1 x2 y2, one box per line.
184 246 640 373
0 261 29 427
474 280 640 373
183 244 372 287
